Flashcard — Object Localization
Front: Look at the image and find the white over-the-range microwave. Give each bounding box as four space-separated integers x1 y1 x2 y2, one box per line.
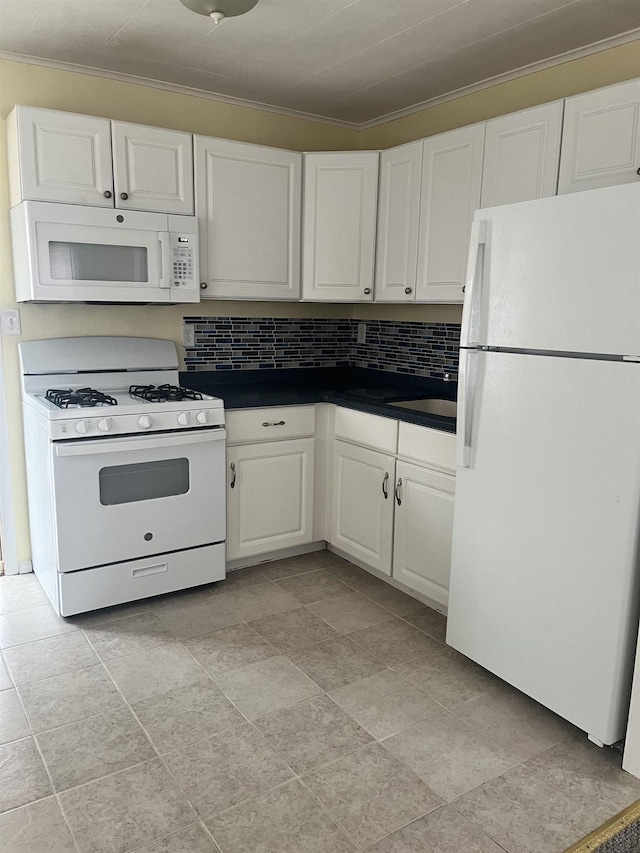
10 201 200 303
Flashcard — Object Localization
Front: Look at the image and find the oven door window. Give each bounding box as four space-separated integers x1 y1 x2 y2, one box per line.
99 458 189 505
49 241 149 282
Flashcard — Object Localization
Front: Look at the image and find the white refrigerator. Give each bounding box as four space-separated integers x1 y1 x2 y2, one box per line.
447 182 640 747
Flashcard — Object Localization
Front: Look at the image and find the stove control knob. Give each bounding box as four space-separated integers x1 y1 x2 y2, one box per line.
75 419 90 435
138 415 152 430
97 417 112 433
196 410 209 425
177 412 190 426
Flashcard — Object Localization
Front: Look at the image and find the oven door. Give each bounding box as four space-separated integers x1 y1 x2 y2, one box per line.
52 428 225 572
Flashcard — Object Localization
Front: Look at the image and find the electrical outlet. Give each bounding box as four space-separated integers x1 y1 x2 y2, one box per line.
357 323 366 344
182 324 195 347
1 309 22 336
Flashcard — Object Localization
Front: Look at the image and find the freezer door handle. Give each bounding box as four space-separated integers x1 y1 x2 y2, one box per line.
457 348 478 468
460 220 486 348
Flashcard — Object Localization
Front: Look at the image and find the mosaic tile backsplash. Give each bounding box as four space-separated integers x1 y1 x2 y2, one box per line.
183 317 461 379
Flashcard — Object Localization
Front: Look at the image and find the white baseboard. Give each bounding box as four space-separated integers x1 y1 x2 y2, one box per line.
226 541 325 572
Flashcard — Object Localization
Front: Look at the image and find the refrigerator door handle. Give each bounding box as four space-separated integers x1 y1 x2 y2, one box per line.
460 220 487 348
456 348 478 468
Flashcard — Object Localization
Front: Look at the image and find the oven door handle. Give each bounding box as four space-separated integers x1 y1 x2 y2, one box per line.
54 428 225 457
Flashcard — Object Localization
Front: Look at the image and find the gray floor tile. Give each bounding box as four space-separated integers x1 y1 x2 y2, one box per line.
3 631 99 686
0 574 49 616
456 764 591 853
0 688 30 744
222 564 272 586
261 554 325 580
36 706 155 791
329 670 440 739
214 582 300 621
308 592 392 633
133 679 243 753
287 635 387 691
0 796 77 853
215 655 322 720
183 623 276 676
249 607 339 651
383 707 515 802
404 607 447 643
349 618 444 666
105 643 206 704
135 824 219 852
18 664 124 733
59 758 194 853
274 570 351 604
305 742 442 847
394 646 497 709
0 737 52 813
309 551 356 572
360 585 424 618
164 723 293 817
0 654 12 691
0 604 78 649
150 596 240 639
206 778 357 853
255 694 373 774
83 611 176 661
325 562 390 594
367 804 505 853
68 600 152 627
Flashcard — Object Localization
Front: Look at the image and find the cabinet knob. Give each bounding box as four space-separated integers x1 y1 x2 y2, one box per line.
120 191 129 200
637 167 640 176
363 288 371 295
103 190 112 198
404 287 412 294
200 282 208 290
462 286 466 293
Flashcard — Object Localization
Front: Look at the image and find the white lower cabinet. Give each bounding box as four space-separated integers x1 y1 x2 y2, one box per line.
330 440 395 576
226 437 315 560
392 460 455 608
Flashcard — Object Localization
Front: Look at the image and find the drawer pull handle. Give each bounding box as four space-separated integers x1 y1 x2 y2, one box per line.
262 420 286 427
395 477 403 506
230 461 236 489
132 562 168 579
382 472 389 499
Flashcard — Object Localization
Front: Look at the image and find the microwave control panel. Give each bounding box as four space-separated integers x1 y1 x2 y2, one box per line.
170 233 196 292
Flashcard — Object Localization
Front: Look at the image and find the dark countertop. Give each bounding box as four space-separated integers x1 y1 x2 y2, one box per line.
180 367 457 434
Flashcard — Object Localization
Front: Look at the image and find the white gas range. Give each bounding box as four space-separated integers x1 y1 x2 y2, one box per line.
20 336 226 617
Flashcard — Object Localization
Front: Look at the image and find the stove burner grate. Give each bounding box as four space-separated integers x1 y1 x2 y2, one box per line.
129 383 204 403
46 388 118 409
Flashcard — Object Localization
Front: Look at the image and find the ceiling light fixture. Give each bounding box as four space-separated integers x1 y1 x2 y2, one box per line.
177 0 260 26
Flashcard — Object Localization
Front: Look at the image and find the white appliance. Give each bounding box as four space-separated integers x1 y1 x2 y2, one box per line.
447 182 640 747
10 201 199 303
20 337 225 616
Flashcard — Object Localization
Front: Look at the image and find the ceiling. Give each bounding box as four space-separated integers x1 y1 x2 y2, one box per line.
1 0 639 126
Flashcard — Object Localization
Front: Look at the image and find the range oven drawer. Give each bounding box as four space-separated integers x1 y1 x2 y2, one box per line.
58 542 225 616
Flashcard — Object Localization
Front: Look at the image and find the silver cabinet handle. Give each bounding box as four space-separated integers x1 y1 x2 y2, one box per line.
103 190 112 198
230 461 236 489
200 282 208 290
395 477 403 506
120 191 129 200
404 287 412 294
363 288 371 295
262 420 285 427
382 472 389 499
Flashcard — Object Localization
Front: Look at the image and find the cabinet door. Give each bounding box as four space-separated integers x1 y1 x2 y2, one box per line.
416 124 484 303
481 102 563 207
375 140 423 302
302 152 379 302
393 461 455 607
196 137 301 300
558 80 640 194
330 440 394 575
112 122 194 214
227 438 314 560
11 106 113 207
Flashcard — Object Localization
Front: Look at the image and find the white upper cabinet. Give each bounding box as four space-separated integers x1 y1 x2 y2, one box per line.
8 106 114 208
302 151 379 302
481 102 563 207
196 137 302 301
416 124 485 304
111 122 193 215
558 80 640 194
375 140 423 303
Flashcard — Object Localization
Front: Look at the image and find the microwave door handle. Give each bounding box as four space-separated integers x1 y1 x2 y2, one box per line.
158 233 171 289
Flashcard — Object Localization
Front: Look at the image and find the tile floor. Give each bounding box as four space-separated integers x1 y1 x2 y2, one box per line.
1 551 639 853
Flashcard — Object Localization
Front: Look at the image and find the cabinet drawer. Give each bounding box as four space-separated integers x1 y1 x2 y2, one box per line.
398 422 456 471
334 407 397 453
227 405 316 444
